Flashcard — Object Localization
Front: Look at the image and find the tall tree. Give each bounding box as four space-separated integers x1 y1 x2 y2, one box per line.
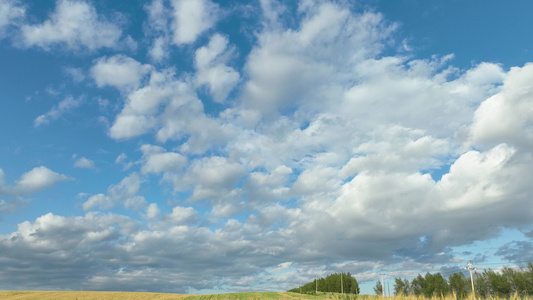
374 280 383 296
448 272 469 299
394 277 410 296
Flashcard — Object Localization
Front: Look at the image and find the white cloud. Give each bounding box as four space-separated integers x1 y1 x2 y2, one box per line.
170 0 219 45
20 0 123 51
140 144 186 174
0 0 25 38
144 0 172 62
468 63 533 149
6 166 69 196
145 203 160 220
195 34 240 103
168 206 198 224
74 157 95 169
6 0 533 293
108 67 234 153
34 96 82 127
186 156 245 201
0 167 67 215
63 66 85 83
109 114 156 140
242 2 395 115
148 36 169 62
82 193 112 211
91 55 152 91
83 173 146 211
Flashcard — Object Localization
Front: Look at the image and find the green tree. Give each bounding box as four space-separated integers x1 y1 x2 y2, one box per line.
374 280 383 296
474 272 490 298
410 274 425 296
448 272 469 299
486 269 511 297
393 277 410 296
428 272 449 297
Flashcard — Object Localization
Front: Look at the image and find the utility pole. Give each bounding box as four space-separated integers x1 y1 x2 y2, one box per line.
315 274 318 294
465 261 476 300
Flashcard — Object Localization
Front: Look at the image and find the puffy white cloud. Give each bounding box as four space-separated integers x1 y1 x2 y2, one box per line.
195 34 240 103
145 203 160 220
8 166 69 196
168 206 198 224
0 0 25 38
6 0 533 293
74 157 95 169
244 165 292 204
82 193 112 211
0 167 67 215
170 0 219 45
0 196 30 215
109 114 156 140
108 69 198 140
242 2 395 115
107 67 235 153
91 55 152 91
148 36 169 62
20 0 123 51
186 156 245 201
144 0 172 62
83 173 146 211
140 144 186 174
468 63 533 149
34 96 82 127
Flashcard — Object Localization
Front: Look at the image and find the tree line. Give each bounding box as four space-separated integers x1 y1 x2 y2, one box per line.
289 272 360 295
374 263 533 298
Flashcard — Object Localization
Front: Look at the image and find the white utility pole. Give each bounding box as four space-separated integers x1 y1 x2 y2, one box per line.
466 261 476 300
316 274 318 294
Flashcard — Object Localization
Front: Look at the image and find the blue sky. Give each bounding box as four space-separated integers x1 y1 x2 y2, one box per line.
1 0 533 295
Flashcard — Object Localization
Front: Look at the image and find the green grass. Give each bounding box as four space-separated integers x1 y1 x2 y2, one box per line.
185 292 364 300
2 291 530 300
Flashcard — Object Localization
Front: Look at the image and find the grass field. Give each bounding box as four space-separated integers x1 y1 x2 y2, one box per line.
0 291 361 300
0 290 190 299
0 291 525 300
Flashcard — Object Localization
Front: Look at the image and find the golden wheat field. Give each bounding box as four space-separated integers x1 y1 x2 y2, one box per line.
0 290 191 300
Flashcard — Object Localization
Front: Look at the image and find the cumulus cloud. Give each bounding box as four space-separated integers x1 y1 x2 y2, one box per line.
83 173 146 211
170 0 219 45
90 55 153 92
195 34 240 103
144 0 172 62
468 63 533 149
0 0 25 38
2 166 69 196
74 157 95 169
5 0 533 294
140 144 186 174
186 156 245 201
20 0 124 51
0 167 67 216
107 67 234 153
34 96 82 127
145 203 160 220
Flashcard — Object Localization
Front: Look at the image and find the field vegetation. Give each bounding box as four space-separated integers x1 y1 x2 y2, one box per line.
2 291 533 300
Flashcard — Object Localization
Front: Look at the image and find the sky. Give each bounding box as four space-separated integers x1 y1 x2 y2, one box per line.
1 0 533 295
